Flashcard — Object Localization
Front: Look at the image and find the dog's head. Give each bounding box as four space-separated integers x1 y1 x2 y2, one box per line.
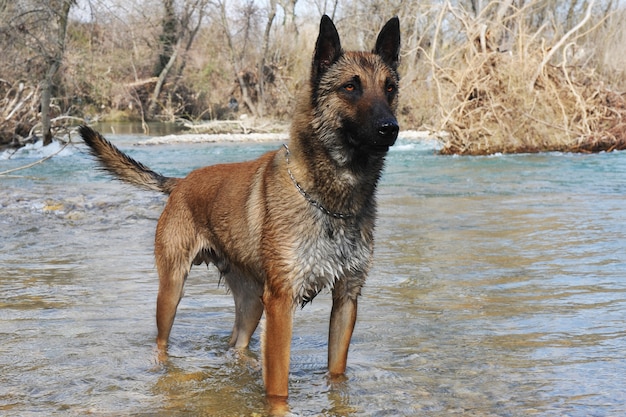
310 15 401 165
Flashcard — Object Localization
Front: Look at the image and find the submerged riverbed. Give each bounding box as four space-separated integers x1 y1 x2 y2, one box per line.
1 133 625 416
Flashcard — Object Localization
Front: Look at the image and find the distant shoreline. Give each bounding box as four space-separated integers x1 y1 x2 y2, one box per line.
136 130 435 145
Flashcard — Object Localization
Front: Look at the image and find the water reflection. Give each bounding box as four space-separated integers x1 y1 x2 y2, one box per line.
152 351 266 416
1 138 625 415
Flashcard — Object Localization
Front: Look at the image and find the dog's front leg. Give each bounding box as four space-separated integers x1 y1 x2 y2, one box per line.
328 290 358 376
262 290 294 399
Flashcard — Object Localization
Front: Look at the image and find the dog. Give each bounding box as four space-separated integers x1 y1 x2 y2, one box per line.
79 15 400 401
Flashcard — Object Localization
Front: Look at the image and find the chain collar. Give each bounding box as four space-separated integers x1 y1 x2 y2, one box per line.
283 144 353 219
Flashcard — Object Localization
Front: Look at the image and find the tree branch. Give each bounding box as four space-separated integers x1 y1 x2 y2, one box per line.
528 0 596 91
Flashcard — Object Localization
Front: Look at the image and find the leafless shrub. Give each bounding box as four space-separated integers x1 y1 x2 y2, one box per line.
427 0 626 155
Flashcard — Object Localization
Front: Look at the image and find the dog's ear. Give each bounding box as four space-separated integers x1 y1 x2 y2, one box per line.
312 15 342 83
374 17 400 70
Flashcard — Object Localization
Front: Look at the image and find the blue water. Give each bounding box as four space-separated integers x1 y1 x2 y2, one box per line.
1 133 625 416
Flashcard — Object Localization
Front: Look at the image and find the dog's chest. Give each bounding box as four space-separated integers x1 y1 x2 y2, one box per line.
292 220 372 304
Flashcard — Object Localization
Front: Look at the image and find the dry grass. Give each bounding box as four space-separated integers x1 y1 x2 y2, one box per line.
428 3 626 155
435 52 626 154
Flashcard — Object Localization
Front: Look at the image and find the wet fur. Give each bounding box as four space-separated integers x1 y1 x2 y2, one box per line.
79 15 400 401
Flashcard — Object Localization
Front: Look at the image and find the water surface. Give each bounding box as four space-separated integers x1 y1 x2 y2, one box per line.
1 134 625 416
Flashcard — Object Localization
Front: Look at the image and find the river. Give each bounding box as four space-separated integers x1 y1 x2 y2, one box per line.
1 131 625 416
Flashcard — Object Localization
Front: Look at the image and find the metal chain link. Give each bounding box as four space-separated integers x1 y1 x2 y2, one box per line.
283 144 353 219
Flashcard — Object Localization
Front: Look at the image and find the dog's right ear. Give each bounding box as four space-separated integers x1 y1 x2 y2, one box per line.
311 15 342 84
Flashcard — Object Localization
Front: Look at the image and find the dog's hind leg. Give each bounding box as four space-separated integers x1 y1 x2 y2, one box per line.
225 272 264 348
155 256 190 353
328 286 358 376
154 205 195 354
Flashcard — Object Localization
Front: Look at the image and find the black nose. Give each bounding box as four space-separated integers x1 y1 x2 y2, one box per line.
377 119 399 142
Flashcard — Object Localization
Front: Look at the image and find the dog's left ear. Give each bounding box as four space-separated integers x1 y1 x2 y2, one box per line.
374 17 400 70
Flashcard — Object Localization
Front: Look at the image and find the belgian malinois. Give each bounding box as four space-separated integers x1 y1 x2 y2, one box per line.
79 15 400 401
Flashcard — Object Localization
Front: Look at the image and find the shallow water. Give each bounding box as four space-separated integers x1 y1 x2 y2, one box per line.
1 134 625 416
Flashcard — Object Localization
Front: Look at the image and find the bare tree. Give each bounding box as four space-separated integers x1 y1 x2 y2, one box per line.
1 0 75 146
154 0 178 77
148 0 212 119
257 0 277 117
313 0 339 20
218 0 262 117
175 0 210 80
278 0 298 36
41 0 74 145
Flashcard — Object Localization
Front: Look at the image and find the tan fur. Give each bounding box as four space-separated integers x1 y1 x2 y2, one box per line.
79 15 401 403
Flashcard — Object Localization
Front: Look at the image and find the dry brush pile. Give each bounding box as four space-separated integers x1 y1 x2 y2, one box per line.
429 4 626 155
1 81 41 147
0 80 82 148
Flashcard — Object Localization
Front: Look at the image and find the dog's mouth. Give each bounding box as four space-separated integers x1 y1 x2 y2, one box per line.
367 135 397 153
345 137 391 155
347 139 395 155
366 144 392 153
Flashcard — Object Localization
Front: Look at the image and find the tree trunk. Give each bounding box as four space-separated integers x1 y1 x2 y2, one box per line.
41 63 59 146
41 0 72 146
257 0 277 118
154 0 178 77
148 38 181 119
279 0 298 36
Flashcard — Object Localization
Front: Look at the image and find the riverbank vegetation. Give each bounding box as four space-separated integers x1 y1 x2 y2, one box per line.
1 0 625 154
432 0 626 154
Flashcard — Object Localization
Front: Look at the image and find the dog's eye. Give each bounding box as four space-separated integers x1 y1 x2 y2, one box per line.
344 84 356 92
386 83 396 93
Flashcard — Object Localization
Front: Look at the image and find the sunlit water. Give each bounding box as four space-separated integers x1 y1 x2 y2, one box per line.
1 132 625 416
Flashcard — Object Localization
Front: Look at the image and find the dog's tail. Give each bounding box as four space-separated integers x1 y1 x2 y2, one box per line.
79 125 179 194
